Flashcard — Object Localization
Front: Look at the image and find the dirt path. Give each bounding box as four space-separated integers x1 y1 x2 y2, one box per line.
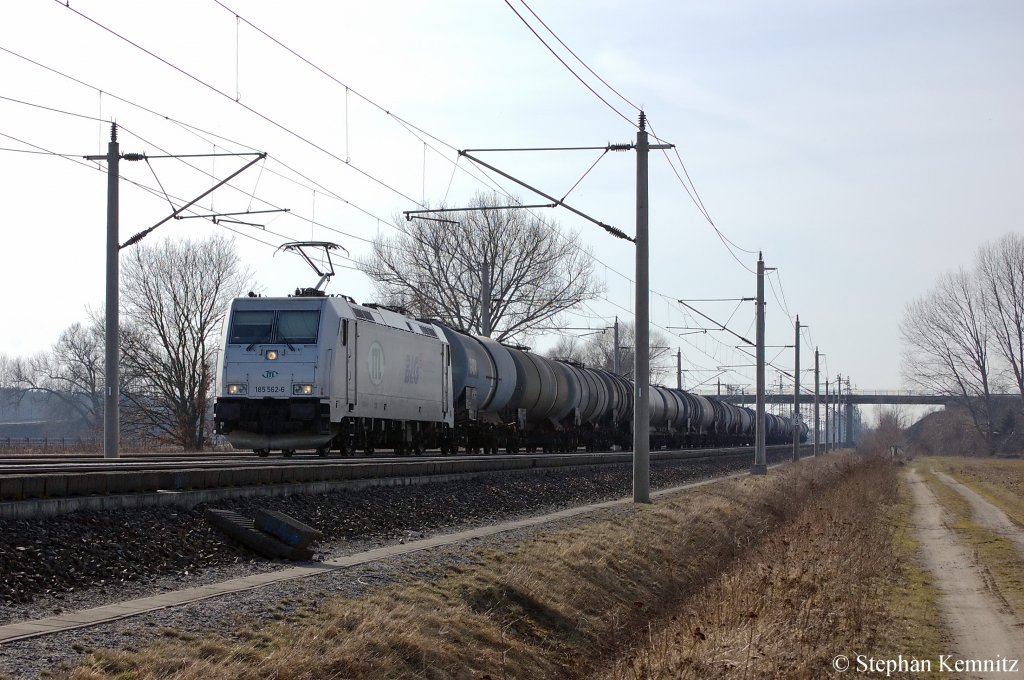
933 470 1024 557
906 468 1024 678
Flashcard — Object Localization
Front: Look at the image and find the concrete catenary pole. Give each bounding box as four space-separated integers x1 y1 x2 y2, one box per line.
85 124 146 458
836 373 842 448
104 124 120 459
751 253 767 475
676 349 682 390
613 317 620 376
845 378 854 447
814 348 820 456
633 112 651 503
480 259 491 337
792 315 800 461
824 379 830 452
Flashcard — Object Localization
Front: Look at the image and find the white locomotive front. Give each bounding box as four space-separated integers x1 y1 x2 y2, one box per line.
214 294 454 456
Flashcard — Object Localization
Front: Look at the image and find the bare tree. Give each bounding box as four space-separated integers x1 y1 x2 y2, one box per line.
546 321 673 384
0 354 11 390
120 234 252 450
856 406 905 456
358 192 603 343
977 233 1024 406
901 269 998 451
6 321 105 434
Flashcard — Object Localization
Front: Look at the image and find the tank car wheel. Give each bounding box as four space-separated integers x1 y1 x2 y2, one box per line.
254 448 270 458
316 445 331 457
282 449 295 458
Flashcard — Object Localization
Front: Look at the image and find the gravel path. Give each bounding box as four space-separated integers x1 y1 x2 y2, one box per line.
0 450 789 679
933 470 1024 557
907 468 1024 679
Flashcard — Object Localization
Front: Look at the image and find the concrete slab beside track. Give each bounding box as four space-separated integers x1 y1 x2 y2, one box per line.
0 446 806 520
0 465 776 645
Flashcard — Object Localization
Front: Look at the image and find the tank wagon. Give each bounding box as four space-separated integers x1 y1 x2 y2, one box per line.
214 291 806 457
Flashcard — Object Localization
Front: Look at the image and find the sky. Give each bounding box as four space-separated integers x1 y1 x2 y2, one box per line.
1 0 1022 406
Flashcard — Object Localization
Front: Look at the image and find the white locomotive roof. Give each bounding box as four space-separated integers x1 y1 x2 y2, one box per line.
229 295 447 341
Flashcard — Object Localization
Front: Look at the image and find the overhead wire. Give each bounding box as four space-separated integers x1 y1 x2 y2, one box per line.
497 1 758 272
501 0 638 128
0 85 443 270
0 43 406 243
56 1 427 208
0 127 292 255
34 5 772 362
469 2 760 287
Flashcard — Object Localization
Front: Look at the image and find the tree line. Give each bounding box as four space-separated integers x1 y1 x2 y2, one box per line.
901 232 1024 454
0 235 251 450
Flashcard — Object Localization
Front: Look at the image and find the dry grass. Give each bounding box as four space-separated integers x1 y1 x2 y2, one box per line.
604 458 947 680
925 456 1024 526
63 456 867 680
917 463 1024 619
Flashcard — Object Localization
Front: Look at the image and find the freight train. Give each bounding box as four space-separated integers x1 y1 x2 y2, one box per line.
213 290 807 457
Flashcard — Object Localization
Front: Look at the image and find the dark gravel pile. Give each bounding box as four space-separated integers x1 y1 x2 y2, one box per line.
0 449 789 616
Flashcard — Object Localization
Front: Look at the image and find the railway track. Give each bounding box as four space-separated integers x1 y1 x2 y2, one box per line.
0 446 762 475
0 446 813 527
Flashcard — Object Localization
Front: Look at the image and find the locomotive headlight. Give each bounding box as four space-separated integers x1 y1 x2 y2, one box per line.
266 350 279 360
226 383 248 395
292 383 314 395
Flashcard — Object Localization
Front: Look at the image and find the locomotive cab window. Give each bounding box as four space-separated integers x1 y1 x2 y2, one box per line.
278 310 320 344
229 310 274 344
228 309 320 345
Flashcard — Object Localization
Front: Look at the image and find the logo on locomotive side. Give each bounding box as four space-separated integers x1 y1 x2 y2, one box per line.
404 354 421 384
263 370 278 379
368 342 385 385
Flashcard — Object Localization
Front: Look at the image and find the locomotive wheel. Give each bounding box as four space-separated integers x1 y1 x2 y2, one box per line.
254 448 270 458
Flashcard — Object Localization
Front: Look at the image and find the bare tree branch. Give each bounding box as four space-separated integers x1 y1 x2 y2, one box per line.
358 192 603 343
545 321 672 384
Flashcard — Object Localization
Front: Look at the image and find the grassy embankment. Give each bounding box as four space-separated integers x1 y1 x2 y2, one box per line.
606 457 945 679
916 457 1024 619
62 455 942 680
925 456 1024 525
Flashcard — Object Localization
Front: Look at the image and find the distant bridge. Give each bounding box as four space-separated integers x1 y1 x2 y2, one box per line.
711 390 1019 407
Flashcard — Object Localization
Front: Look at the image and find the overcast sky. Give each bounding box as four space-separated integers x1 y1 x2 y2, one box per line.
1 0 1021 401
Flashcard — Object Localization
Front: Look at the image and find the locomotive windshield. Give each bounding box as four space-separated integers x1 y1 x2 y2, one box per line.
229 310 274 344
278 311 320 344
228 309 320 345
